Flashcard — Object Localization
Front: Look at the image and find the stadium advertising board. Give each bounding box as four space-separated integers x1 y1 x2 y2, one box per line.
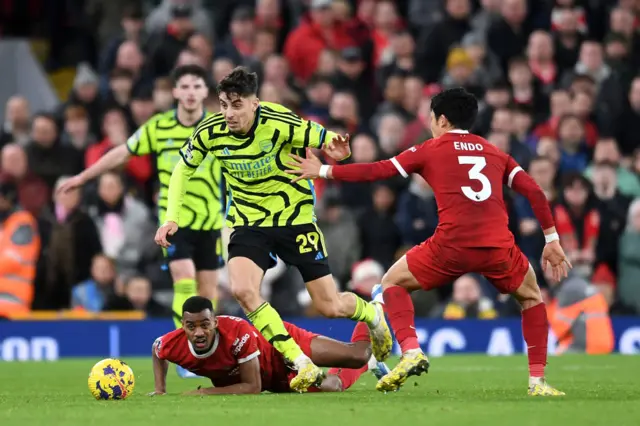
0 318 639 361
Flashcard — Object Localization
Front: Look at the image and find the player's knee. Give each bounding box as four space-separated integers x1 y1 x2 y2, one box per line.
230 282 260 306
313 300 342 318
353 343 372 367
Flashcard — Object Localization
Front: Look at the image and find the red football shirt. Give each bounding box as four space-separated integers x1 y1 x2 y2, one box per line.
331 130 554 248
155 316 293 392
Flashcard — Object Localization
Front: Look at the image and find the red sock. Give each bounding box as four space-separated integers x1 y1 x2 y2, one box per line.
383 286 419 353
326 322 371 390
522 303 548 377
351 321 370 343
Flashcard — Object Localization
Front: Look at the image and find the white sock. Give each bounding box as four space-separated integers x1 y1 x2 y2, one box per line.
529 376 544 386
373 287 384 304
404 348 423 357
367 355 379 370
293 353 312 369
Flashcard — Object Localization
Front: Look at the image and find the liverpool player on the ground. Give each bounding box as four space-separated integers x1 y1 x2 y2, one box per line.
150 297 391 395
287 88 571 396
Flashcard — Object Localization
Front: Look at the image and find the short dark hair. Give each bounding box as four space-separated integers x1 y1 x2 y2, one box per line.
171 64 210 88
216 66 258 98
182 296 214 315
430 88 478 130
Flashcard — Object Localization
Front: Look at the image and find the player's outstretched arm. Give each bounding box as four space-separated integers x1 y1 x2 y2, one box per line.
150 340 169 395
288 144 424 183
56 145 131 194
183 357 262 396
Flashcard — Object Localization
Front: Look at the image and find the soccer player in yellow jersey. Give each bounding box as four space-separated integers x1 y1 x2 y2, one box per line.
58 65 223 329
155 67 393 393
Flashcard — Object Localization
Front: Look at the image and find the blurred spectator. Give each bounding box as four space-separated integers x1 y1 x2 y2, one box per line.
618 199 640 314
104 275 171 316
338 133 377 212
105 41 151 98
515 156 557 259
550 0 587 35
415 0 471 83
26 113 83 192
329 91 361 134
512 104 537 149
216 6 257 66
395 175 438 248
554 173 599 278
284 0 355 83
590 162 631 304
316 190 361 285
507 56 546 116
570 90 598 147
146 0 213 42
0 144 49 217
585 139 640 198
188 33 214 70
561 40 611 91
98 4 146 82
556 114 588 174
262 55 300 108
474 81 511 135
490 108 532 169
487 0 529 72
212 57 236 84
129 89 157 128
527 30 558 93
85 0 136 50
533 88 571 141
147 4 197 79
461 32 503 89
378 30 416 86
85 108 152 188
106 68 135 110
441 47 485 99
1 96 30 148
545 267 614 354
88 172 154 276
62 63 104 138
253 28 279 64
0 174 39 319
615 76 640 158
552 7 584 73
332 47 374 121
300 75 334 123
43 177 102 309
433 274 498 319
400 87 436 151
348 258 384 300
377 113 407 158
358 184 401 269
175 48 207 69
153 78 175 112
71 254 116 312
370 0 400 67
403 75 425 117
471 0 502 36
61 105 96 156
608 6 640 68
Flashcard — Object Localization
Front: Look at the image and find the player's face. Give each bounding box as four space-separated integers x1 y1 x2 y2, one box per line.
219 92 259 133
173 75 209 113
183 310 218 352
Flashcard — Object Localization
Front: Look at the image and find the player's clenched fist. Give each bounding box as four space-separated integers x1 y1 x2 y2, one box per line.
155 221 178 248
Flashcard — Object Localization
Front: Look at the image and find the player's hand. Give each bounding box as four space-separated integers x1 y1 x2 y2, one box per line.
287 148 323 183
55 174 85 195
541 240 572 283
323 133 350 161
147 391 166 396
155 221 178 248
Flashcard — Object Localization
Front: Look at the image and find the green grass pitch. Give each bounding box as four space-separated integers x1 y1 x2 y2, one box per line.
1 355 639 426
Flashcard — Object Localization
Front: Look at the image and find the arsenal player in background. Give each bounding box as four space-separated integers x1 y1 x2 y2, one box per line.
150 297 390 395
287 88 571 396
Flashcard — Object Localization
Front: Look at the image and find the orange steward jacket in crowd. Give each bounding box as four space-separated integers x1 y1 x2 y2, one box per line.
0 209 40 318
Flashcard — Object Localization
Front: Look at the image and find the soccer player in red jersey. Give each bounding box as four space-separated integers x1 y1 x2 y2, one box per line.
287 88 572 396
150 296 390 395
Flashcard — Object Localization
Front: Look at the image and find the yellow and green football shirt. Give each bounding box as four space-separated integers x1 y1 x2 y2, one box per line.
166 102 336 228
126 109 224 231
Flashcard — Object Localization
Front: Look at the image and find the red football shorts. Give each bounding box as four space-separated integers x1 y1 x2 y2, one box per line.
406 238 530 294
283 323 321 390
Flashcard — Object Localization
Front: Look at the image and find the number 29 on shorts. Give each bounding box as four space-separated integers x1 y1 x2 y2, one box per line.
296 231 320 254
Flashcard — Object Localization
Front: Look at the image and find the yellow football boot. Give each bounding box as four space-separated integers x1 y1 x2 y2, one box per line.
376 351 430 392
369 302 393 362
289 361 325 393
528 378 565 396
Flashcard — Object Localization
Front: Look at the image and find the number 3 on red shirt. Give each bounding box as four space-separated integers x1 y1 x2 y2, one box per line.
458 156 492 202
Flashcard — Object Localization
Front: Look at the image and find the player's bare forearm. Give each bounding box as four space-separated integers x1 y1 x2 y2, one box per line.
151 344 168 393
80 145 130 182
185 383 261 396
329 160 401 182
165 159 196 223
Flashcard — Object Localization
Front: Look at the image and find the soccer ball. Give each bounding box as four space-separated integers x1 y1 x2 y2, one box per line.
88 358 135 400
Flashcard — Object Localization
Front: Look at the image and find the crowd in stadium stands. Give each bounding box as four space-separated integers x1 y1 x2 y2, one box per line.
0 0 639 321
